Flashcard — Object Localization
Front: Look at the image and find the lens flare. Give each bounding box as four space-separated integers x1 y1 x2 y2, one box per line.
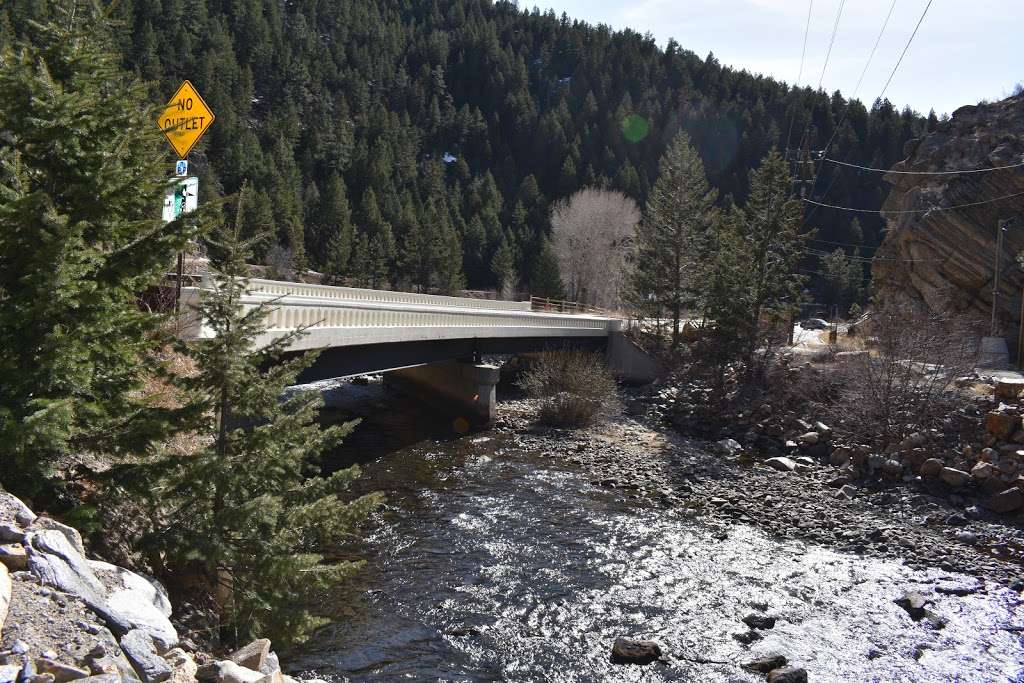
621 114 649 143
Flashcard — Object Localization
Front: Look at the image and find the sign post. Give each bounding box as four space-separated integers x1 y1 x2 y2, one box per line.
157 80 215 313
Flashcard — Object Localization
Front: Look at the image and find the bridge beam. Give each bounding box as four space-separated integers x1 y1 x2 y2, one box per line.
384 360 501 425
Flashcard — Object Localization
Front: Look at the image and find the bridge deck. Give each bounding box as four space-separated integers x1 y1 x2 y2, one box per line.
180 277 620 353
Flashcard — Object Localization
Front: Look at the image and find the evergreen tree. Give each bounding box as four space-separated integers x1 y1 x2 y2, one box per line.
530 239 565 299
723 150 809 367
143 189 382 647
0 7 197 495
631 132 717 345
491 237 516 297
821 248 864 315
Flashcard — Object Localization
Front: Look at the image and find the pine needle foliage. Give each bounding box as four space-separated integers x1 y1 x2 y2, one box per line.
144 187 383 648
703 150 810 377
631 132 718 345
0 4 198 496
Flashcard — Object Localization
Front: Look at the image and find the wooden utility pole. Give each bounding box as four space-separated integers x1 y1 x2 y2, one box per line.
991 219 1009 336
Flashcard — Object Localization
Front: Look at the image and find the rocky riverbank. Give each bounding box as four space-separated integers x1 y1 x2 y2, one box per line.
493 386 1024 588
0 493 321 683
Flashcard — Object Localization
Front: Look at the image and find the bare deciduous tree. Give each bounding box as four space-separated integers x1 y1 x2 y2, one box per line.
822 305 980 447
551 188 639 309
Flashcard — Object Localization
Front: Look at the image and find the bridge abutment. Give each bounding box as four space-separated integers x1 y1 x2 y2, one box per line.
385 360 501 425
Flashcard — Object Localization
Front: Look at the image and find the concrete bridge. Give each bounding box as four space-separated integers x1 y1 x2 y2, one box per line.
180 277 658 422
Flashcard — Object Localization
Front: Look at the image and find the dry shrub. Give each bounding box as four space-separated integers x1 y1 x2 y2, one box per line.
518 351 619 427
820 305 980 447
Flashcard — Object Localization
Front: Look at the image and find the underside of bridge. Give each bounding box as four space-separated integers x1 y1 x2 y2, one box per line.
290 332 660 424
291 335 608 383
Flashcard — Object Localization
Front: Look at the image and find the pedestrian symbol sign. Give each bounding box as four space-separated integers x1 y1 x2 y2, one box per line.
157 80 215 158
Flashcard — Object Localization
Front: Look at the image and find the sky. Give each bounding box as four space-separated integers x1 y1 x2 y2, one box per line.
537 0 1021 116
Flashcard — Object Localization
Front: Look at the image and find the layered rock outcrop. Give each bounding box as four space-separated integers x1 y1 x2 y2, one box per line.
872 94 1024 332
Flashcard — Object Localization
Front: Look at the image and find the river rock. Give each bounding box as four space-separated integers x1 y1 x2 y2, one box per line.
797 432 819 446
765 457 797 472
714 439 742 456
983 488 1024 514
120 630 171 683
0 563 10 632
971 462 997 481
89 561 177 652
940 467 971 488
34 660 90 683
920 458 945 478
0 543 27 572
0 665 21 683
163 649 198 683
986 411 1020 439
995 379 1024 400
744 655 787 673
895 591 931 621
742 614 776 630
0 523 25 544
767 666 808 683
215 662 264 683
227 641 270 673
609 637 662 665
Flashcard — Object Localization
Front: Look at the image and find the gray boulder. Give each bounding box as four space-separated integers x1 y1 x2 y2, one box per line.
0 493 36 527
26 531 130 635
89 561 177 651
120 630 172 683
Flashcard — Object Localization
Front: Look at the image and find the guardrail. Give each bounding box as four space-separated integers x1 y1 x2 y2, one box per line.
531 296 614 316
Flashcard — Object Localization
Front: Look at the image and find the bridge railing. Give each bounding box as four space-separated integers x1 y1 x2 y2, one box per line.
246 278 533 312
179 277 621 352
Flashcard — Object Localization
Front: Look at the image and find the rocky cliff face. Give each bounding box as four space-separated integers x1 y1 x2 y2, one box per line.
872 94 1024 334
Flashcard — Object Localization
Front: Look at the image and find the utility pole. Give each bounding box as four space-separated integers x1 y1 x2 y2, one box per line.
991 218 1010 336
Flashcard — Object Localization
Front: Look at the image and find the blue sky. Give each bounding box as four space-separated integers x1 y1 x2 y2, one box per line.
538 0 1020 116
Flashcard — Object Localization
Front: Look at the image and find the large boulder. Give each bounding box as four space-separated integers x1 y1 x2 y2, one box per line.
120 630 172 683
26 531 130 636
90 562 177 652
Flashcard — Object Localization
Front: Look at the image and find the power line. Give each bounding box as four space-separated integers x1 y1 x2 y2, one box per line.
816 0 847 91
821 157 1024 175
802 0 897 218
783 0 816 156
803 190 1024 214
805 0 935 224
878 0 935 102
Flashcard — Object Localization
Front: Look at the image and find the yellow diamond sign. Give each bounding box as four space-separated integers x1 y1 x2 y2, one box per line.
157 80 215 158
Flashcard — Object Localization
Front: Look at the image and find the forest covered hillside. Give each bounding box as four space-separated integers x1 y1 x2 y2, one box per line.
2 0 936 296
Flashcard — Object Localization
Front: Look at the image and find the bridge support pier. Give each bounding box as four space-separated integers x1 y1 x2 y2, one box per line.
385 360 501 424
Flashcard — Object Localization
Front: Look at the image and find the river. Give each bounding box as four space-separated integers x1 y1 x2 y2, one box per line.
293 379 1024 682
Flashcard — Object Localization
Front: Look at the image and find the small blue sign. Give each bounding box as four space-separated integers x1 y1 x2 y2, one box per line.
175 160 189 177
